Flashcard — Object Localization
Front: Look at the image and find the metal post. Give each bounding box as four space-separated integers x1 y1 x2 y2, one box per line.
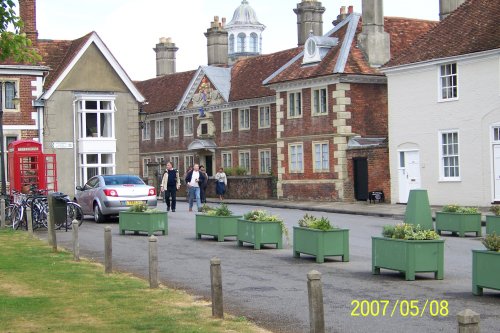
0 198 5 228
104 226 112 274
210 257 224 318
149 235 159 288
26 206 33 235
72 220 79 261
457 309 480 333
307 270 325 333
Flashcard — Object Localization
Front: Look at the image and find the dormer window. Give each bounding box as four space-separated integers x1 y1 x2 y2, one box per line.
302 35 339 65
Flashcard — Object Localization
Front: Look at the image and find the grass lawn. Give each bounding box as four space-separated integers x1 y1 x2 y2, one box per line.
0 229 269 333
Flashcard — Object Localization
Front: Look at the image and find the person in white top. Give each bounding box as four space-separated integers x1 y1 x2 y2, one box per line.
184 163 206 212
215 167 227 201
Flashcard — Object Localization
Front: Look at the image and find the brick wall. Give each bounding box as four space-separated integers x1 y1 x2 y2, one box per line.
347 83 388 137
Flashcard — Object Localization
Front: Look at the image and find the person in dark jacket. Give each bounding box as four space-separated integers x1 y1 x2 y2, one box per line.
199 165 208 203
185 163 206 212
160 161 180 212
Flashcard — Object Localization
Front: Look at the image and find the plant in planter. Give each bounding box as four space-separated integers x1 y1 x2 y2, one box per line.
486 206 500 235
195 203 242 242
472 233 500 295
435 204 482 237
293 214 349 263
237 210 287 249
119 202 168 236
372 223 444 281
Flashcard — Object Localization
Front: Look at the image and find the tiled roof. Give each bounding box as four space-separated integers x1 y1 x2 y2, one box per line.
37 32 93 90
135 70 197 114
386 0 500 67
266 15 437 84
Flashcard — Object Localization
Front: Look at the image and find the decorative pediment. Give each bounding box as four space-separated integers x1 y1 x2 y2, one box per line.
190 76 224 108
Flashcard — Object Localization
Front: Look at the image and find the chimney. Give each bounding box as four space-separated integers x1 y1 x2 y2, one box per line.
293 0 326 46
153 37 178 76
357 0 390 67
332 6 350 26
439 0 466 20
18 0 38 47
204 16 228 66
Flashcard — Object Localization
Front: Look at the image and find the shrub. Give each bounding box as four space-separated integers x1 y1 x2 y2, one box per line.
442 204 479 214
224 167 248 176
205 203 233 217
382 223 440 240
200 203 214 213
482 232 500 252
128 202 159 213
243 209 288 238
489 205 500 216
297 214 336 231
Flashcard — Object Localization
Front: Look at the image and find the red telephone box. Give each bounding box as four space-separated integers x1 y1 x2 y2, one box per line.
7 140 57 195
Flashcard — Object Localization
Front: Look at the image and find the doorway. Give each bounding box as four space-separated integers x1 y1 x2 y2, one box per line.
205 155 213 177
353 158 368 201
398 150 421 203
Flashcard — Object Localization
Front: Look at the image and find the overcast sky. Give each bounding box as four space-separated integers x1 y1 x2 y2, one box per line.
33 0 440 81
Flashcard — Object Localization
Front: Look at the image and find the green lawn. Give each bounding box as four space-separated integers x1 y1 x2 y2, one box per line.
0 229 268 333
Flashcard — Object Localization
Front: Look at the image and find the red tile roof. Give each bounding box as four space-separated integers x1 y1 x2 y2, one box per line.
387 0 500 67
135 70 197 114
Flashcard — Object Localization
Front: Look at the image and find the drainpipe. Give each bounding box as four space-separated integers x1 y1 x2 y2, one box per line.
73 99 78 197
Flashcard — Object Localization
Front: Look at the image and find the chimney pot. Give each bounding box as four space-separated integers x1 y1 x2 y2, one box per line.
348 5 354 13
340 6 346 14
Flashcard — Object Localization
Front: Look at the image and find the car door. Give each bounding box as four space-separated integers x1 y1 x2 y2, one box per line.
78 177 100 214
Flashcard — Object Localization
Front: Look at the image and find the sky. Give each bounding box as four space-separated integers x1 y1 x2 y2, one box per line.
32 0 440 81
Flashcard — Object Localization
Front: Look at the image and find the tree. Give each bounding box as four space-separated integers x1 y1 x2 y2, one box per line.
0 0 40 63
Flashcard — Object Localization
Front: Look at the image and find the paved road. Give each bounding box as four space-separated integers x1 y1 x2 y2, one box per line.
46 202 499 333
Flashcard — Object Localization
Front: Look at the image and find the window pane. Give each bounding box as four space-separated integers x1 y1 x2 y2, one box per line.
85 101 98 109
100 101 112 110
100 113 112 137
5 82 15 109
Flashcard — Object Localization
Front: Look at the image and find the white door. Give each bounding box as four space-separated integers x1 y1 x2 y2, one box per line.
398 150 421 203
493 145 500 200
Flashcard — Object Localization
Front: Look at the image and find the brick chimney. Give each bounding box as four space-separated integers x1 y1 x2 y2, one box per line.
204 16 228 66
18 0 38 47
439 0 466 20
293 0 325 46
153 37 178 76
357 0 390 67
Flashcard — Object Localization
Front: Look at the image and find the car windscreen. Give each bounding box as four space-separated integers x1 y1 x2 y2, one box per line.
102 175 145 186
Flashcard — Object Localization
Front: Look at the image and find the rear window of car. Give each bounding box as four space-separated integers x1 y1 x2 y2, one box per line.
102 175 145 186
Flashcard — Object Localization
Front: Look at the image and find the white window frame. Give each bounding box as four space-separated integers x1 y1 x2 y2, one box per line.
79 153 115 184
222 110 232 132
288 143 304 173
4 134 18 180
259 149 271 174
311 87 328 115
438 63 458 102
184 155 194 174
170 156 179 169
222 151 232 169
184 115 194 136
239 108 250 130
142 121 151 141
170 118 179 137
155 119 164 140
155 155 165 165
312 141 329 172
238 150 251 174
288 91 302 118
142 157 151 178
258 105 271 128
1 79 19 111
77 97 116 139
438 130 460 181
229 34 235 53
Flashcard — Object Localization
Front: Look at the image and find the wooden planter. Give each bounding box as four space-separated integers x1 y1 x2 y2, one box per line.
119 211 168 236
435 212 482 237
485 215 500 235
472 250 500 295
293 227 349 263
195 214 242 241
237 219 283 249
372 237 444 281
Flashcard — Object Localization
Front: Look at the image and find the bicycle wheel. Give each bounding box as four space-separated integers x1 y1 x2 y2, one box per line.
11 204 26 230
31 199 48 229
66 202 84 228
5 204 16 226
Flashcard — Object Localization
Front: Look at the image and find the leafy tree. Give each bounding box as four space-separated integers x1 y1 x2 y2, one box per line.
0 0 40 63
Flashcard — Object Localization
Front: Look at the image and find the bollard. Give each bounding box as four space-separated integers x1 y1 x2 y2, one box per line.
46 210 57 252
1 198 5 228
104 226 112 274
72 220 80 262
26 206 33 235
457 309 480 333
210 257 224 318
307 270 325 333
149 235 159 288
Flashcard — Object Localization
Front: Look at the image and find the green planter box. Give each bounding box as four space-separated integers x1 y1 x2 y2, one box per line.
293 227 349 263
237 219 283 249
195 214 242 241
435 212 482 237
485 215 500 235
372 237 444 281
472 250 500 295
119 211 168 236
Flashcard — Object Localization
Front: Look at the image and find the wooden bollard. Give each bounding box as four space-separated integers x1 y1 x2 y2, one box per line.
47 210 57 252
307 270 325 333
210 257 223 318
457 309 480 333
149 235 159 288
72 220 80 261
104 226 112 274
26 206 33 235
0 198 5 228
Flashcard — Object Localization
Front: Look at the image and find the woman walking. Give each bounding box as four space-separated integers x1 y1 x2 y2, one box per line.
215 167 227 201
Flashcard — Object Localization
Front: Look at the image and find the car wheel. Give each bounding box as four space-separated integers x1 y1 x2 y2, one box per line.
93 204 105 223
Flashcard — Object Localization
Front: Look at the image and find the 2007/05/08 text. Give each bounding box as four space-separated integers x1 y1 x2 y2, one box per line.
351 300 449 317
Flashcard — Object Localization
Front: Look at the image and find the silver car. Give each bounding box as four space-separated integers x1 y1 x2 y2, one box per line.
75 174 157 223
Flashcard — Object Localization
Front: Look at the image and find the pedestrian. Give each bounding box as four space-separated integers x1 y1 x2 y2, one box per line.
185 163 206 212
184 165 193 202
199 165 208 203
160 161 180 212
215 167 227 201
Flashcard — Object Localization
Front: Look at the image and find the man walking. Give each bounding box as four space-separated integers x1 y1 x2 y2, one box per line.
185 163 205 212
160 161 180 212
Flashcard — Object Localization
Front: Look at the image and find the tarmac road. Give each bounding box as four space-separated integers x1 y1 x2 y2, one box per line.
46 201 499 333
